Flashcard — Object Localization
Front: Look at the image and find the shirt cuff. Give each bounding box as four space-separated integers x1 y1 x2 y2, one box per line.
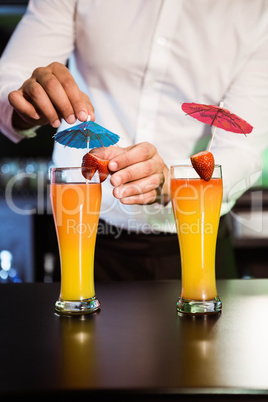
0 100 40 142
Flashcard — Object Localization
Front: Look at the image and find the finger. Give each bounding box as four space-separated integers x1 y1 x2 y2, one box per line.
120 189 158 205
35 69 77 124
48 63 95 122
91 146 126 161
22 79 61 127
80 92 95 121
113 173 163 199
111 150 165 188
108 142 156 172
67 87 95 122
8 90 41 121
110 158 159 187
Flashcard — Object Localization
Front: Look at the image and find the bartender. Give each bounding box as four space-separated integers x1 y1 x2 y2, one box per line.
0 0 268 280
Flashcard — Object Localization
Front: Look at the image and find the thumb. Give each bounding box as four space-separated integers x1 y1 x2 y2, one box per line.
90 145 125 164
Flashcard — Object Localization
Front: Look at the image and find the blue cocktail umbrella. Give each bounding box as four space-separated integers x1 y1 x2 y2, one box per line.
54 120 120 151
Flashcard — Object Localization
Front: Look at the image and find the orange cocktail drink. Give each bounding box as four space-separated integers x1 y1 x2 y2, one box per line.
170 165 223 314
50 167 101 315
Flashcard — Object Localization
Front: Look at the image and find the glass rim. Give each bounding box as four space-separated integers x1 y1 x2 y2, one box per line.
50 167 89 172
170 164 222 169
170 164 222 179
49 166 101 184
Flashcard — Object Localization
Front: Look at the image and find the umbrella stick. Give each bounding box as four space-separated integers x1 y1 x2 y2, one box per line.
86 139 89 185
208 124 217 152
208 101 224 152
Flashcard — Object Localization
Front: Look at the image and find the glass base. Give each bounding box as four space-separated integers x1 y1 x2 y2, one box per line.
177 296 222 315
55 295 100 316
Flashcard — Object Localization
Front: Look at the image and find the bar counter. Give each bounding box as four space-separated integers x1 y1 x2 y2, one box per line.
0 279 268 401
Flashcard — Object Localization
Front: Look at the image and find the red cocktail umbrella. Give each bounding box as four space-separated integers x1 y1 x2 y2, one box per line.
181 101 253 150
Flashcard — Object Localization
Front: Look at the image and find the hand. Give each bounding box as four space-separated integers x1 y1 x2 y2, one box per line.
91 142 170 205
8 62 95 131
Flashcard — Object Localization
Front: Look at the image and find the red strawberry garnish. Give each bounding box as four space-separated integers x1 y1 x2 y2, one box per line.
82 153 109 183
190 151 215 181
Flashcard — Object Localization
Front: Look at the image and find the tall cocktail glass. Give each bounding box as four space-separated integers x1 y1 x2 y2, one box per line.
170 165 223 314
50 167 101 315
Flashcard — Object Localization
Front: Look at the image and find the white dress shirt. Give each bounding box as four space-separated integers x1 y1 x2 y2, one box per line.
0 0 268 233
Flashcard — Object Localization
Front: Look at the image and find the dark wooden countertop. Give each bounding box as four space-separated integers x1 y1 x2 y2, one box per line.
0 279 268 401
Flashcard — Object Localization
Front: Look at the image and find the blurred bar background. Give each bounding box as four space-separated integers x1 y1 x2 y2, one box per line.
0 1 267 283
0 0 58 283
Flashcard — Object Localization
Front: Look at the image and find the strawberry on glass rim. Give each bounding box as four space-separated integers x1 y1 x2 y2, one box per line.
190 151 215 182
82 152 110 183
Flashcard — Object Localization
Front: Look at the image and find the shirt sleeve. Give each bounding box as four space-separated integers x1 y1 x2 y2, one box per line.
0 0 76 142
210 11 268 215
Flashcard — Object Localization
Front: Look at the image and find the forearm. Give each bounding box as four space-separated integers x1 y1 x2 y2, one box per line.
0 0 76 141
